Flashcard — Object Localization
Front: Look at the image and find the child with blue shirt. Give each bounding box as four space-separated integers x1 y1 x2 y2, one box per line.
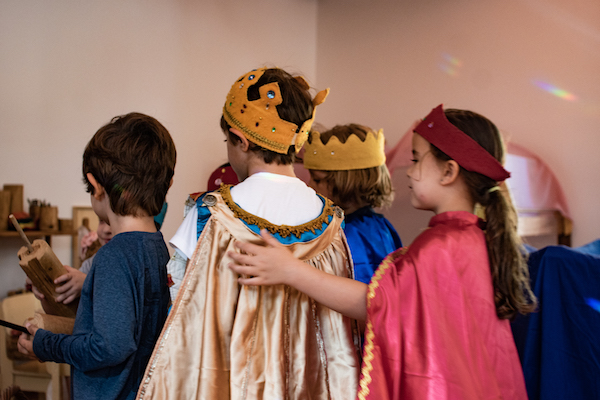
303 124 402 284
18 112 176 400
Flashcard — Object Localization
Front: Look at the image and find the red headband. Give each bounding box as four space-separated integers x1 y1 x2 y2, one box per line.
414 105 510 182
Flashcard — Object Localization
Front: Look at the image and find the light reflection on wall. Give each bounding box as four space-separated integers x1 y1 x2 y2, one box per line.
532 80 578 102
439 53 462 77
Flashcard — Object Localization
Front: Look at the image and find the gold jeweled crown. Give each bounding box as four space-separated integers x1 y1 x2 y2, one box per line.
303 128 386 171
222 68 329 154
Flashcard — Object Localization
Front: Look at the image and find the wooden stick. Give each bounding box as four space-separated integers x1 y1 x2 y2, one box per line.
9 214 34 253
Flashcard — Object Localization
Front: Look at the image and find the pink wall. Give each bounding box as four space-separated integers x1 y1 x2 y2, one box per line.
316 0 600 246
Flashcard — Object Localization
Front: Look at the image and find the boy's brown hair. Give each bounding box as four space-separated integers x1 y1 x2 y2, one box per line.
83 112 176 217
307 124 394 210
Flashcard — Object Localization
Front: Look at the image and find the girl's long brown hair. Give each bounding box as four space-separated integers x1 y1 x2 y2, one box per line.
431 109 537 320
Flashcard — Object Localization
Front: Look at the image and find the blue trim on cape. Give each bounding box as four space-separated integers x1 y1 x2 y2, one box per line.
195 192 338 244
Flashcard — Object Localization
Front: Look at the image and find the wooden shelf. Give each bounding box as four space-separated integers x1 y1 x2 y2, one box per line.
0 230 75 238
517 209 572 247
0 230 75 247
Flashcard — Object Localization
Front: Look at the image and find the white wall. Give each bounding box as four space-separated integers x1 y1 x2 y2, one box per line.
315 0 600 246
0 0 318 299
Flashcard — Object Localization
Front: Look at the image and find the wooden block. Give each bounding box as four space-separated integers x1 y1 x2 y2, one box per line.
2 184 24 214
17 239 79 318
39 206 59 231
59 219 73 233
0 190 11 230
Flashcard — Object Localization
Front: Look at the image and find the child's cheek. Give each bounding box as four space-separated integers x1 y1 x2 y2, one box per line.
412 190 430 206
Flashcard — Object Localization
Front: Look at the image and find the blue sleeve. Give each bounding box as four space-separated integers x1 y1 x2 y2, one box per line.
33 252 138 372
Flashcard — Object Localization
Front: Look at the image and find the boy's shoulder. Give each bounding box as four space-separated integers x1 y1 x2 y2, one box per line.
96 231 166 257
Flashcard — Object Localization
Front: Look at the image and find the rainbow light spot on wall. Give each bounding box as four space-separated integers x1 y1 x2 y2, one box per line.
585 298 600 313
532 80 578 101
439 53 463 77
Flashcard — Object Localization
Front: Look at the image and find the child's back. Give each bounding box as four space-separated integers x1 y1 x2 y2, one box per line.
139 68 360 400
56 231 169 399
23 112 176 400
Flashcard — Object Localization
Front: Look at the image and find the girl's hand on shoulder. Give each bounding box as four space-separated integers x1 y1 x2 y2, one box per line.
228 229 304 286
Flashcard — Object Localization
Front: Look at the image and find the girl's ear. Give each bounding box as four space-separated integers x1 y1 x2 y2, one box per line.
86 173 105 199
229 128 250 152
440 160 461 185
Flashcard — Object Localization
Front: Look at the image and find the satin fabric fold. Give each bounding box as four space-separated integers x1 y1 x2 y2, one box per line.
358 211 527 400
138 192 360 399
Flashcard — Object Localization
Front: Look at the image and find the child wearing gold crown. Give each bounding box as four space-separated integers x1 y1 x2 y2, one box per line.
137 67 361 400
303 124 402 284
229 105 536 400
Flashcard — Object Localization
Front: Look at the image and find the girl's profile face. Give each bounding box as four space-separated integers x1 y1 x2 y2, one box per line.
406 133 444 212
97 220 112 245
308 170 332 200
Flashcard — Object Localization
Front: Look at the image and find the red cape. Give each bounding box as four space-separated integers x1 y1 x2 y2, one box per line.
358 211 527 400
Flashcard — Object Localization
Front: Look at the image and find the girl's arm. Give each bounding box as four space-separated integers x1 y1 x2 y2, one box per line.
228 229 368 322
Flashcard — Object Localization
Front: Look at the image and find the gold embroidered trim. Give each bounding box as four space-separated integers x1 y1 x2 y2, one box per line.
357 250 401 400
219 184 335 238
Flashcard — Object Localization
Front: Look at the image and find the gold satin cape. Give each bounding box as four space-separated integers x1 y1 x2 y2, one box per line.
137 191 361 399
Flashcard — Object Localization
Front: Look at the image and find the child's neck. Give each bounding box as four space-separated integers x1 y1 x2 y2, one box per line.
431 177 475 215
433 196 475 215
247 160 296 178
344 201 370 215
107 214 157 235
